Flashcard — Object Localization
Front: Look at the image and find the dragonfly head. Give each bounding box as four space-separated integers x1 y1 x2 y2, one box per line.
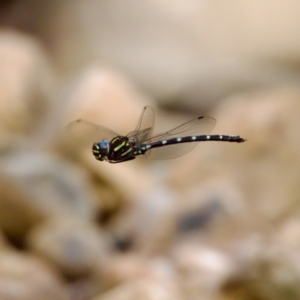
92 140 109 161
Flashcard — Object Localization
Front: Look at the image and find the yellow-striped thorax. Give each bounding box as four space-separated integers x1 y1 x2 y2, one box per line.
92 136 136 162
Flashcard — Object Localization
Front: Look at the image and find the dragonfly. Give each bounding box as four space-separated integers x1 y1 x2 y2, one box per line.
67 106 246 164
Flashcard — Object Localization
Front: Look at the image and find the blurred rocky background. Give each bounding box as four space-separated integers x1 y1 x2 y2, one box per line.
0 1 299 299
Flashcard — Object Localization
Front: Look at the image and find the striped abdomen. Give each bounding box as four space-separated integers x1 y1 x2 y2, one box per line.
137 134 245 155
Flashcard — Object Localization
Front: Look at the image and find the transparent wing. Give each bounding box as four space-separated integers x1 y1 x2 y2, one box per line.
66 119 119 148
127 106 155 143
143 116 216 160
144 116 216 143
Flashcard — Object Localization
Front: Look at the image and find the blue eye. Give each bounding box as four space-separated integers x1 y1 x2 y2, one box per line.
99 140 109 149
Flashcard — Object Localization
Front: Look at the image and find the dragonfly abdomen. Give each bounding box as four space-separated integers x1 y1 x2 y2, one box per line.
140 134 245 152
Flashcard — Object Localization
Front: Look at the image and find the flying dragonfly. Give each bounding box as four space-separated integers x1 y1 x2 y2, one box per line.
67 106 246 164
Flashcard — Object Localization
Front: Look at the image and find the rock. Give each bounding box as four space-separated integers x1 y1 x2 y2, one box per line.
27 217 107 277
277 218 300 250
108 187 178 255
0 30 54 134
221 234 300 300
6 2 300 106
67 277 101 300
91 279 181 300
217 88 300 222
0 151 96 241
173 244 235 298
0 229 11 252
62 67 151 133
97 254 149 290
92 256 180 300
0 251 69 300
177 178 247 236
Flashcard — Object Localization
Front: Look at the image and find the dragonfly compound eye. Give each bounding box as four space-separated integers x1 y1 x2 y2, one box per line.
92 140 109 161
99 140 109 149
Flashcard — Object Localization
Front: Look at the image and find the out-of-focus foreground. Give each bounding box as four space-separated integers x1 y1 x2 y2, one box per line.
0 1 300 300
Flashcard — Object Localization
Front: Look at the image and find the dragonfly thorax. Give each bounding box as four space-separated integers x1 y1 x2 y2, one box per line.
92 140 109 161
92 136 137 163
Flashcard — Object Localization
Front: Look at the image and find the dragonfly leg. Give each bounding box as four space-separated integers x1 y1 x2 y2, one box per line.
109 157 136 164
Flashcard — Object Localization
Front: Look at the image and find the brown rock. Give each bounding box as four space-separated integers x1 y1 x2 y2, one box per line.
222 234 300 300
27 217 107 277
97 254 149 290
173 244 235 299
92 278 180 300
108 187 178 255
62 67 151 132
0 30 54 134
0 251 69 300
0 151 96 241
6 1 300 107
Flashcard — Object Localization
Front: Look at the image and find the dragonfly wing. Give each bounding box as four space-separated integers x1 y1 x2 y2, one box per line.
66 119 119 148
144 116 216 143
144 143 198 160
127 128 152 142
143 116 216 160
127 106 155 142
